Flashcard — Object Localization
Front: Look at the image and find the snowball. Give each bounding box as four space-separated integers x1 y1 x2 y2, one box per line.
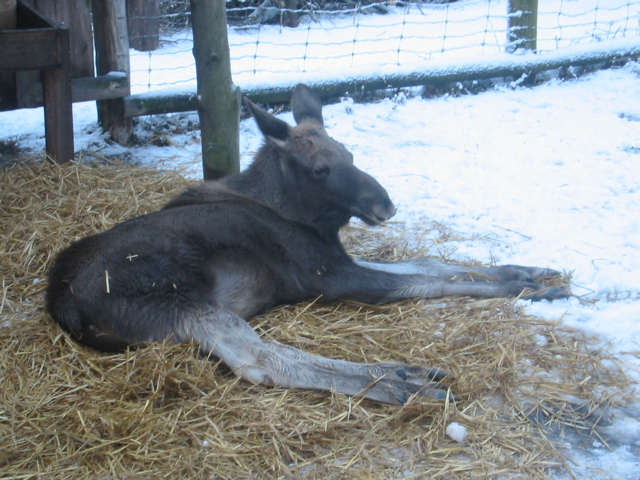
445 422 468 443
533 333 548 346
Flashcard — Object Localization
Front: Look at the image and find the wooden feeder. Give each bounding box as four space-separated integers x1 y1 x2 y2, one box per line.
0 0 73 162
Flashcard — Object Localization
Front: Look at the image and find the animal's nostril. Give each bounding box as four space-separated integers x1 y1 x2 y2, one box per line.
387 201 397 218
372 200 396 221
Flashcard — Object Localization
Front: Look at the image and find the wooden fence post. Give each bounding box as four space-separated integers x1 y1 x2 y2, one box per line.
91 0 133 145
127 0 160 51
190 0 240 180
507 0 538 53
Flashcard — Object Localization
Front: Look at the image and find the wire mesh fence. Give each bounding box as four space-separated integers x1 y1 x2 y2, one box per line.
129 0 640 94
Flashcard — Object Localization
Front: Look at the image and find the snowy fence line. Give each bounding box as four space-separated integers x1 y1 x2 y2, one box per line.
128 0 640 95
122 0 640 178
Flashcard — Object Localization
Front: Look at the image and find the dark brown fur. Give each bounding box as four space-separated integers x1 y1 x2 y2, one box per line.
46 84 568 404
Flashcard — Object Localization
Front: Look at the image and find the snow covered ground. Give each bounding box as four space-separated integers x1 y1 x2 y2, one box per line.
1 2 639 478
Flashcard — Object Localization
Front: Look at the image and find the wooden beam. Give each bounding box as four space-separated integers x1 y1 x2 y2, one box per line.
0 30 62 70
0 73 130 113
72 73 129 102
122 89 198 117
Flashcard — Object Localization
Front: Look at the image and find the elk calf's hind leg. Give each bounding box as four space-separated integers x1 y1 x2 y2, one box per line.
264 340 453 388
184 306 453 405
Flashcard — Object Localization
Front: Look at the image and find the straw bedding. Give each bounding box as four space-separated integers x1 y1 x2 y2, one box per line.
0 160 635 479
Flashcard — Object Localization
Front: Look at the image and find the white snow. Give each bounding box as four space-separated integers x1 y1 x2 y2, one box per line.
446 422 469 443
1 2 639 478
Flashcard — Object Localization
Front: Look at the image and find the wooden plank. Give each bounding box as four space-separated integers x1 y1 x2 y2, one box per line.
0 72 129 112
0 30 61 70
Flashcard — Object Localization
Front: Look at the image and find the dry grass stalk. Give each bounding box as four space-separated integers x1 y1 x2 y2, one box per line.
0 160 635 479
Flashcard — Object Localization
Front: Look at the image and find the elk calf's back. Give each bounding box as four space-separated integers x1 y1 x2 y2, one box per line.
46 84 569 405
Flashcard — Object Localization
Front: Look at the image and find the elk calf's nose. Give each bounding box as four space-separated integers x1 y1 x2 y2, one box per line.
372 199 396 222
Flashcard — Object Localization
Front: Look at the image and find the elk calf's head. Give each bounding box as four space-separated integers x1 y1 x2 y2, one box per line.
244 84 396 232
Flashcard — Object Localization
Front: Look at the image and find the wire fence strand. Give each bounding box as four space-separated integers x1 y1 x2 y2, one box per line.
128 0 640 94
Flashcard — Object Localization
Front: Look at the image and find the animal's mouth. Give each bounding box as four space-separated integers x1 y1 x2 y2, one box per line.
352 203 397 226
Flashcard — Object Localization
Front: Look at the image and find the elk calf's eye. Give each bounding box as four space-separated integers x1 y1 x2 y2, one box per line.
313 165 330 178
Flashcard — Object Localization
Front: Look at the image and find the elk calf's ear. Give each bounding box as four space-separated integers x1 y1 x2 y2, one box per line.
291 84 324 126
244 98 290 142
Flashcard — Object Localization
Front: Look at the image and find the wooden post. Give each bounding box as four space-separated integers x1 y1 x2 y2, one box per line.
507 0 538 53
43 26 74 162
91 0 133 145
190 0 240 180
127 0 160 51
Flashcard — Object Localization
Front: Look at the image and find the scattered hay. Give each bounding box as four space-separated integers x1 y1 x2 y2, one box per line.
0 161 635 479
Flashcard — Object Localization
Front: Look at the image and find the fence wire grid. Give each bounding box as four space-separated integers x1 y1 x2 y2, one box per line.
129 0 640 94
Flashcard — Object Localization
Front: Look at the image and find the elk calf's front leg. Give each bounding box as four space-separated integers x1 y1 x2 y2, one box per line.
355 258 569 301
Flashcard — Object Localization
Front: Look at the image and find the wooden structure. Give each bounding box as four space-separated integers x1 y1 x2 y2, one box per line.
0 0 239 175
0 2 73 162
0 0 131 163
